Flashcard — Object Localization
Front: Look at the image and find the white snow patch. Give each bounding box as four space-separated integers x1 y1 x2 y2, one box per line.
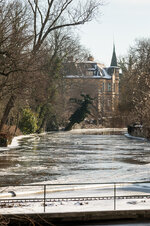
68 128 127 134
0 196 150 214
125 133 148 141
0 183 150 214
101 68 112 79
8 134 33 148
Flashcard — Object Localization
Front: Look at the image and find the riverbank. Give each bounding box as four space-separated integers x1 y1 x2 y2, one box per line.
128 125 150 140
0 125 22 147
0 126 127 147
69 128 127 135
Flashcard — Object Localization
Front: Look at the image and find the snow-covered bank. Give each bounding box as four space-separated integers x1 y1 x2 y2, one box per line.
2 128 126 150
0 182 150 214
125 133 148 141
1 128 126 150
8 134 32 148
0 134 26 152
69 128 127 134
0 190 150 214
1 182 150 198
4 133 41 150
1 197 150 214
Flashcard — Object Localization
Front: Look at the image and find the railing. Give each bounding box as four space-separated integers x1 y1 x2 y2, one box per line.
0 181 150 213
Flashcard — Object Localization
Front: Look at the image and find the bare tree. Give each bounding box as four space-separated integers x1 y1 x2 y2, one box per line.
0 0 104 132
0 1 32 77
30 29 91 130
27 0 103 52
119 38 150 126
0 1 33 131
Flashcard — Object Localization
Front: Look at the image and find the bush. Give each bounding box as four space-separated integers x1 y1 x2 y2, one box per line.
19 108 37 134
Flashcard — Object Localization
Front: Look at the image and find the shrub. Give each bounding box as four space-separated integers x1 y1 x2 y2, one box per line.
19 108 37 134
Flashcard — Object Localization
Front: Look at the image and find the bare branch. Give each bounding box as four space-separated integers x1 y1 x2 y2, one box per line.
28 0 103 53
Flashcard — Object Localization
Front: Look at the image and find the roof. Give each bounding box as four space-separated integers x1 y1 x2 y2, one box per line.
110 44 117 67
65 56 119 80
65 62 112 80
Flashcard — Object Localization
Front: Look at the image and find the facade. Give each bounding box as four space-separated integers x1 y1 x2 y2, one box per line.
64 46 120 119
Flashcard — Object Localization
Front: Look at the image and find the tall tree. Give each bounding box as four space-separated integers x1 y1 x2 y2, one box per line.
27 0 103 52
0 0 104 132
0 1 32 131
119 38 150 126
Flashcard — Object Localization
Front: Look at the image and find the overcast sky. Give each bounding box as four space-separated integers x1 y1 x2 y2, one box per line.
77 0 150 66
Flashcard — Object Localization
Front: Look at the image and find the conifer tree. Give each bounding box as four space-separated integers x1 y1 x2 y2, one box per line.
64 94 93 131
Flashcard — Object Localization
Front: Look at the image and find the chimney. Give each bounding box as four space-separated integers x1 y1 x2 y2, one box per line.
88 56 94 61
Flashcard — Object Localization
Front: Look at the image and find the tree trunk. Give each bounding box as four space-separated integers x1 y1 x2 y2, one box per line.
0 95 16 132
36 117 46 133
64 121 74 131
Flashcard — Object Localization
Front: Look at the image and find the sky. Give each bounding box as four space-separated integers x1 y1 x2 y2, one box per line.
77 0 150 66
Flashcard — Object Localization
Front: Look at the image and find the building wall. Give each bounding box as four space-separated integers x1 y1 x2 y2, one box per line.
63 67 119 120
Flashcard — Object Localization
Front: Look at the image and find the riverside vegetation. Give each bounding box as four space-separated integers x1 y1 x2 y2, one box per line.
1 1 150 147
0 0 104 146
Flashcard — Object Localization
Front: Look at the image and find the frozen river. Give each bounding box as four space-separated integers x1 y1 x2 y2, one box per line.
0 128 150 186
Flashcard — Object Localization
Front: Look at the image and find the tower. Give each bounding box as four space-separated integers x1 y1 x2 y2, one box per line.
110 44 117 67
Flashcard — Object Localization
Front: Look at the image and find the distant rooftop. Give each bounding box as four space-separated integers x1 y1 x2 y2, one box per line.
110 44 117 67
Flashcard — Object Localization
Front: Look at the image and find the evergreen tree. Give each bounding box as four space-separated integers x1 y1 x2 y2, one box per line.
64 94 93 131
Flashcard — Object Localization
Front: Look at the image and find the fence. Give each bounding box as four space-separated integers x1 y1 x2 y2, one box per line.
0 181 150 213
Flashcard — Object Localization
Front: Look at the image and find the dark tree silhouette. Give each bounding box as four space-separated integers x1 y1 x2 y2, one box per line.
64 94 93 131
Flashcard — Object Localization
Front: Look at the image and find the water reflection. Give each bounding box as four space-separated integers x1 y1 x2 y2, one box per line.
116 158 149 165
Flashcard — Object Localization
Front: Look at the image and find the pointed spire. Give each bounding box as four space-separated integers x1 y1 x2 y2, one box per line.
110 44 117 67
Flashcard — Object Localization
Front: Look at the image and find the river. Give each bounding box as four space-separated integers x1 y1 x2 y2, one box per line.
0 129 150 186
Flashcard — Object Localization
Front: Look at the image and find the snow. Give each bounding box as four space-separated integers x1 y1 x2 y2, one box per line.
69 128 127 134
1 183 150 214
65 65 112 80
65 71 111 79
0 193 150 214
101 68 112 79
7 135 32 148
2 198 150 215
7 133 42 149
1 128 150 215
0 134 34 152
124 133 148 141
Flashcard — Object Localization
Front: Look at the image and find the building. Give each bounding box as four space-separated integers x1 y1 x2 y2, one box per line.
64 46 120 121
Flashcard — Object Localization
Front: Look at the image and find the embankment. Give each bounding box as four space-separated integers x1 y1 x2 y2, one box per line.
128 125 150 140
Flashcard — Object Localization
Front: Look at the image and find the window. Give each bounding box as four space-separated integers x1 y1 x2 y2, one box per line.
102 82 105 91
108 83 111 92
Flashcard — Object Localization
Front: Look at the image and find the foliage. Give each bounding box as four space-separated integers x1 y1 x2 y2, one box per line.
64 94 93 131
19 108 37 134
